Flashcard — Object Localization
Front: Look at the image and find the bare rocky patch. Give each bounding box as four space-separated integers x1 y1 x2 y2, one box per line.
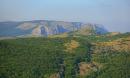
49 73 60 78
79 62 102 77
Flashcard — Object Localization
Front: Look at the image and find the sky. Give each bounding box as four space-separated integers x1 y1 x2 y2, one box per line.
0 0 130 32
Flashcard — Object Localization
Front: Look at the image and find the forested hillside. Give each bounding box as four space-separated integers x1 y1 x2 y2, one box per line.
0 33 130 78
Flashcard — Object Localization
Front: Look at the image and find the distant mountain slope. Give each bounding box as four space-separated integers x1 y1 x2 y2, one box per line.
0 20 108 37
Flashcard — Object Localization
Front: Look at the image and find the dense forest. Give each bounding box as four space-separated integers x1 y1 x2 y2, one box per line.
0 33 130 78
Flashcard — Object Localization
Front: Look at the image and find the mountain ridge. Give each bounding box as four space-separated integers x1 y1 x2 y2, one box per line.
0 20 108 37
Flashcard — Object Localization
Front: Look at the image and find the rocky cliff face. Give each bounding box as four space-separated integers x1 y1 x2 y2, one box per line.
0 20 108 37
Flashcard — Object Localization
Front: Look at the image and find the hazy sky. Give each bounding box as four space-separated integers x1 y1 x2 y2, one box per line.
0 0 130 32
